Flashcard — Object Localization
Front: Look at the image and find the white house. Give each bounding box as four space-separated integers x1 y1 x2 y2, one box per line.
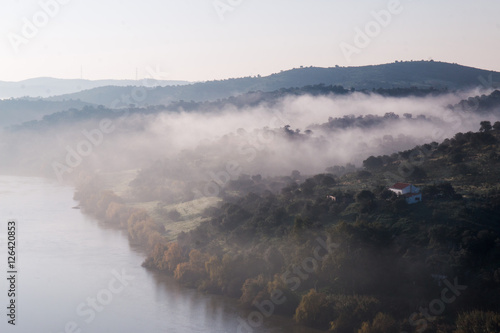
389 183 422 204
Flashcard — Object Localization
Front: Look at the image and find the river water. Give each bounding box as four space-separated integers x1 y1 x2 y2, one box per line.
0 176 322 333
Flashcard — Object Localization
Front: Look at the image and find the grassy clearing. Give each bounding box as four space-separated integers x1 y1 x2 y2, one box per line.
95 169 222 241
159 197 223 241
97 169 139 197
131 196 222 241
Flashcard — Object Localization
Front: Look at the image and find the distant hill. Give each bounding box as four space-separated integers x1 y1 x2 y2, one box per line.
46 61 500 107
0 99 93 128
0 77 190 99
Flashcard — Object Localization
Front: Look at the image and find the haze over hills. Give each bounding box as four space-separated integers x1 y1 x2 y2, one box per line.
0 77 190 99
44 61 500 107
1 61 499 128
0 99 93 127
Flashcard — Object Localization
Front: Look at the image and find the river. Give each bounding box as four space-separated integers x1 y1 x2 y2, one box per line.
0 176 322 333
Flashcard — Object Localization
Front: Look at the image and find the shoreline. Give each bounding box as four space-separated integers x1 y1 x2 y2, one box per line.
71 176 326 332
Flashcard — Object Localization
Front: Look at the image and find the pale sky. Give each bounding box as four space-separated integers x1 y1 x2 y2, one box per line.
0 0 499 82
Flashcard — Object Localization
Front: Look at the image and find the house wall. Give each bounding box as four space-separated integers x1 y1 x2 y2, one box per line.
390 189 403 195
406 194 422 204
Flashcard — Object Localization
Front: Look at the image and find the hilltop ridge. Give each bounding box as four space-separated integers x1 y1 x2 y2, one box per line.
44 61 500 107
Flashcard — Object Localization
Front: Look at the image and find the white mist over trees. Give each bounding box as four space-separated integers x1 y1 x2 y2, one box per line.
0 90 497 190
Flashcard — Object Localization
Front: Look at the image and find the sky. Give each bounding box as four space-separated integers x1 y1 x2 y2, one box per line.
0 0 499 82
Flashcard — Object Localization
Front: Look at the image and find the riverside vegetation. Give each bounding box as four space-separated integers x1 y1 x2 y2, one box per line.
74 122 500 333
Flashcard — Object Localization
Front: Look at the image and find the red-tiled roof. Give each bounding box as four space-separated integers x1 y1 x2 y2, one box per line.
390 183 411 190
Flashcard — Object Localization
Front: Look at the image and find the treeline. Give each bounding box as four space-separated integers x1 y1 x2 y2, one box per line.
362 122 500 185
450 90 500 113
312 112 429 133
371 86 445 97
12 85 455 131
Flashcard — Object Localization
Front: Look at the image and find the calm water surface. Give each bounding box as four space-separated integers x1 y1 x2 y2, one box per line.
0 176 322 333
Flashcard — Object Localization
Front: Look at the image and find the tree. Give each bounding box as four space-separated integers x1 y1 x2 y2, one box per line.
301 178 316 197
379 188 396 200
356 190 375 204
455 310 500 333
239 275 267 308
493 121 500 131
409 166 427 181
173 249 210 286
383 112 399 120
358 312 399 333
163 242 185 272
294 289 333 329
363 156 383 170
356 190 376 213
480 121 492 132
292 215 312 234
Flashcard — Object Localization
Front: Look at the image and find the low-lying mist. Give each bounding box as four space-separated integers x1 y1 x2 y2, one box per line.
0 90 497 195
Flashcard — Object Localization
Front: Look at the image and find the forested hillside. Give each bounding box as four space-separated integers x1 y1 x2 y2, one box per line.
74 125 500 333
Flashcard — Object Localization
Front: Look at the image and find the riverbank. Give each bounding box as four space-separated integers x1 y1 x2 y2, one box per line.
72 172 327 332
3 175 316 333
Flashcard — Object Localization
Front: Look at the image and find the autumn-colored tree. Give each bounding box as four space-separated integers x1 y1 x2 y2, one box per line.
358 312 399 333
329 295 380 333
173 249 210 286
147 231 165 253
163 242 185 272
294 289 333 329
105 202 131 227
127 209 163 246
240 275 268 308
147 241 169 270
266 274 299 316
199 255 225 293
96 190 122 218
454 310 500 333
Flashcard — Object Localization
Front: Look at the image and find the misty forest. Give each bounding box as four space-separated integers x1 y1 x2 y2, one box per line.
2 61 500 333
